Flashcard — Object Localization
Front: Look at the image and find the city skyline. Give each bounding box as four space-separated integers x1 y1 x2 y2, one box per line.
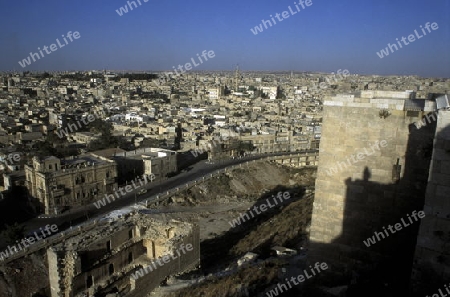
1 0 449 77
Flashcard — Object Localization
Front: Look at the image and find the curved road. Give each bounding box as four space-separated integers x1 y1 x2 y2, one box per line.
23 150 318 234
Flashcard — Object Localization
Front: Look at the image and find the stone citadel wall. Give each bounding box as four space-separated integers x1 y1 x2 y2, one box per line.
309 91 438 292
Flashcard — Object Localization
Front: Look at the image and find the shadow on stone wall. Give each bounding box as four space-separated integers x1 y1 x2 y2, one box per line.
309 120 442 296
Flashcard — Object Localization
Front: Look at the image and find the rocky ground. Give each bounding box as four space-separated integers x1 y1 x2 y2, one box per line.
148 161 320 296
0 161 319 297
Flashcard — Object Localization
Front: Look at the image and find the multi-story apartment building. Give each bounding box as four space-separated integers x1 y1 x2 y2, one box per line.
113 148 177 183
240 133 292 153
25 154 117 215
142 149 177 180
72 132 101 144
207 88 221 100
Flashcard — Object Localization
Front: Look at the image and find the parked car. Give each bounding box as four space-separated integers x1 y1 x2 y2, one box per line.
137 189 147 195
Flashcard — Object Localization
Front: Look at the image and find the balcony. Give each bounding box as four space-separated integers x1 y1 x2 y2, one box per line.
52 188 65 197
104 177 117 185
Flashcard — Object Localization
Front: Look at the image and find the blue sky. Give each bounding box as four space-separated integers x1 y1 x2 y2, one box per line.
1 0 449 77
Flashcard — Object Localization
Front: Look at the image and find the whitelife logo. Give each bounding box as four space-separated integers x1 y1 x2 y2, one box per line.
190 129 239 158
93 174 154 209
55 102 118 139
265 262 328 296
250 0 313 35
326 140 388 177
0 224 58 261
18 31 81 68
310 69 351 92
427 283 450 297
414 111 438 129
55 114 98 139
1 153 21 166
363 210 425 247
154 50 216 88
115 0 149 16
376 22 439 59
228 191 291 228
131 243 193 280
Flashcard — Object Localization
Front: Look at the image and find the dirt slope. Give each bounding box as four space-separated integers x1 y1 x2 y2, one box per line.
159 162 318 297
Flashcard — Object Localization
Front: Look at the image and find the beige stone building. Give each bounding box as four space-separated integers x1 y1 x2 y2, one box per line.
25 154 117 215
113 148 177 183
240 133 293 153
71 132 101 144
142 148 177 180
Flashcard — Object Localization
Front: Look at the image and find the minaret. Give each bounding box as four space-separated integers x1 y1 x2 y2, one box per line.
234 64 240 92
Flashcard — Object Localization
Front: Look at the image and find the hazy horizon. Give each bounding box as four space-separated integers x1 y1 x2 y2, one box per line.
1 0 449 77
6 69 448 80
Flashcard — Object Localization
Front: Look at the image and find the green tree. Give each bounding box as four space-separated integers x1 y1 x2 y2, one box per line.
35 140 58 157
142 138 162 148
87 119 132 151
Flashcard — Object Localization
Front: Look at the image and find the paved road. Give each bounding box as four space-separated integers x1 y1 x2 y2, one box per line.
22 150 318 234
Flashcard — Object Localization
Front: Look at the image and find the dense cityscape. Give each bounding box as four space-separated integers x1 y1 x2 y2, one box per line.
0 0 449 296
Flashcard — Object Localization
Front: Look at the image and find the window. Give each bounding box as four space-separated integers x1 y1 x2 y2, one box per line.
129 229 133 239
75 175 85 184
407 111 420 117
109 263 114 276
106 240 111 253
86 275 93 288
392 158 401 183
128 252 133 264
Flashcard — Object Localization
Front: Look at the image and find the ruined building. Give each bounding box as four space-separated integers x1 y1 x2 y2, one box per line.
309 90 449 294
47 213 200 297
